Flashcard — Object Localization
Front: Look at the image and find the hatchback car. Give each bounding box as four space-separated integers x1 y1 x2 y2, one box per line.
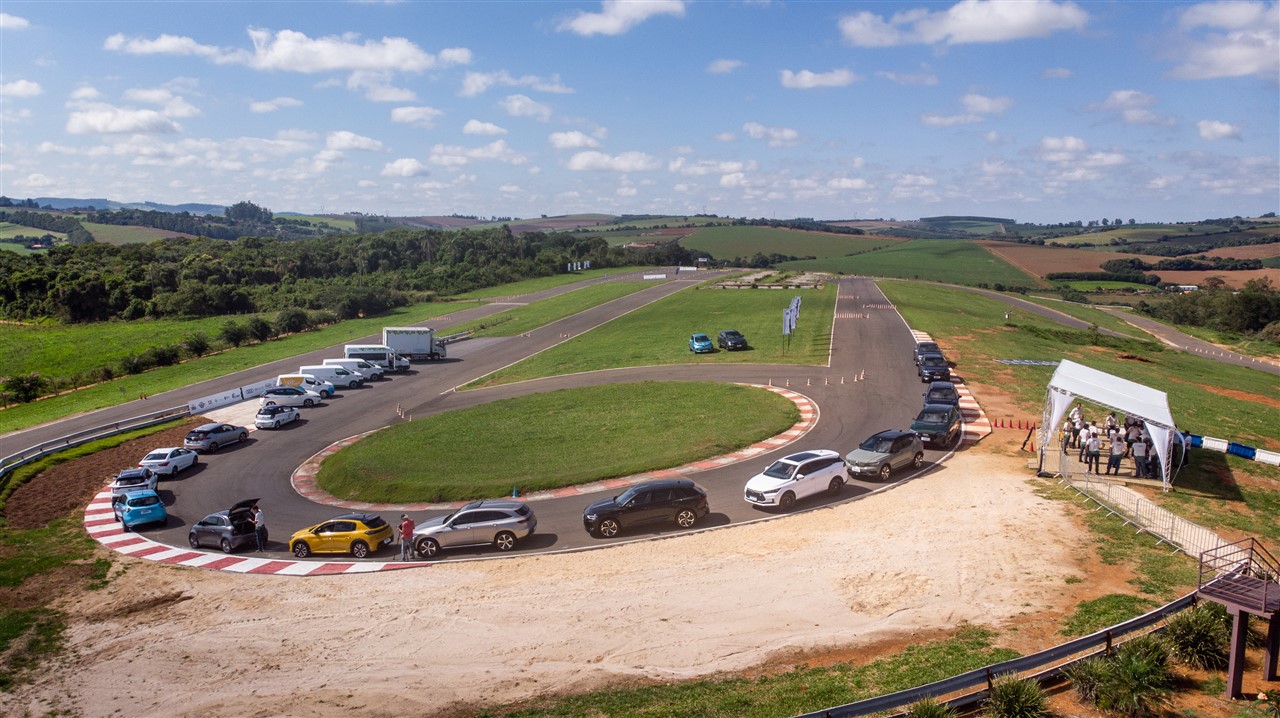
717 329 748 351
138 447 198 476
183 423 249 453
583 479 709 538
844 430 924 481
688 333 715 353
259 386 321 408
254 404 300 429
289 513 393 558
911 404 963 447
112 489 168 531
188 498 262 554
917 353 951 382
743 449 845 510
913 341 942 365
923 381 961 408
109 467 157 497
413 500 538 558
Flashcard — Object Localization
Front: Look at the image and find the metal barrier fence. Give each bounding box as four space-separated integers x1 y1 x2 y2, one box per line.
0 404 191 481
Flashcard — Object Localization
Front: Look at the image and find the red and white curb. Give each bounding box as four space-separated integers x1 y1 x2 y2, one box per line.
912 331 992 445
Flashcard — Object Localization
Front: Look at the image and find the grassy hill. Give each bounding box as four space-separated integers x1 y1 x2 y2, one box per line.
681 226 897 260
780 239 1041 288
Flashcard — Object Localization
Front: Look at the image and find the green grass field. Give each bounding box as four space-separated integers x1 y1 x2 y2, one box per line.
1016 295 1147 338
80 222 193 243
445 268 640 300
0 222 65 241
681 225 895 260
0 243 46 255
470 281 837 387
1058 280 1157 291
782 240 1041 288
452 281 655 338
277 214 359 231
317 382 797 502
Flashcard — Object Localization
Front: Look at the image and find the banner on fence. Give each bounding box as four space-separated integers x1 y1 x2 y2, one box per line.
187 388 244 414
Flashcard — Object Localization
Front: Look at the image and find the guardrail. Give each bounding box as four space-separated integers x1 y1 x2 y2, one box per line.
438 331 472 344
0 404 191 481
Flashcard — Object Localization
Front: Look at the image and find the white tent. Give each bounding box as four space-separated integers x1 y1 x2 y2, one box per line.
1038 359 1181 489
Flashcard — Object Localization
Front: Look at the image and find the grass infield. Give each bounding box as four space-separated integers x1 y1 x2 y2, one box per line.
316 381 799 503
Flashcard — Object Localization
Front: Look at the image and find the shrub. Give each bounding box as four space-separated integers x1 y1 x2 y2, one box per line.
182 332 211 358
246 316 275 342
1095 635 1172 717
985 674 1049 718
142 344 181 368
1 372 50 403
1063 655 1110 704
219 320 249 347
274 307 311 334
1164 603 1228 669
905 698 957 718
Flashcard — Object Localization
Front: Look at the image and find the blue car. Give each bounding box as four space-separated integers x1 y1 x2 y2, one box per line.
112 489 168 531
689 333 715 353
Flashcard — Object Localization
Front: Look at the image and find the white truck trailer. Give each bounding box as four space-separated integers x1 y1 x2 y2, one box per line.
381 327 447 361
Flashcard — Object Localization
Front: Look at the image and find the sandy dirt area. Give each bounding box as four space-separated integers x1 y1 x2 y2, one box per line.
2 447 1090 718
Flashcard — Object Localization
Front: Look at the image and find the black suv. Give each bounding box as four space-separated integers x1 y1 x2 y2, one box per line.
913 341 941 365
923 380 961 407
911 404 963 447
717 330 748 351
583 479 710 538
917 353 951 382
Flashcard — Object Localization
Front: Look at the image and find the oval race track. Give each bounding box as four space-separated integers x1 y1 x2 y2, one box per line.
38 274 991 571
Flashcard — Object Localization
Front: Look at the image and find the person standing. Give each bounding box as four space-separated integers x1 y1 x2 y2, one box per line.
1086 432 1101 474
398 514 416 561
1077 423 1091 461
252 504 266 552
1106 435 1126 476
1132 437 1149 478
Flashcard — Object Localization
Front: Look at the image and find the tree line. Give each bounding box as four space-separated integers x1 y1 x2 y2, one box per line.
1137 278 1280 341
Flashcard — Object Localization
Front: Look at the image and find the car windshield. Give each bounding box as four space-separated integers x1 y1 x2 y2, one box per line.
858 437 894 453
143 452 167 462
724 331 741 339
917 343 938 353
922 357 946 367
362 516 387 529
761 461 797 480
186 431 207 439
917 410 948 423
129 495 161 507
116 476 145 485
927 390 954 402
614 487 640 505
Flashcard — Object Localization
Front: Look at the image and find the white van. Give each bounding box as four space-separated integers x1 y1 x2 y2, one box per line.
343 344 410 373
277 373 335 397
322 358 384 381
299 364 363 390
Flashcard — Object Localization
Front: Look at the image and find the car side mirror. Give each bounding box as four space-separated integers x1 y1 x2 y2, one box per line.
794 474 805 481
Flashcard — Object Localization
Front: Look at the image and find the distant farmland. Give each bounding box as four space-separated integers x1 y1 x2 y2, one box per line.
82 222 195 244
780 239 1042 288
681 226 898 260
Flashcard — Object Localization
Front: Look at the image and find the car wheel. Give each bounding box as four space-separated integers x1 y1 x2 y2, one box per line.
303 398 315 407
878 464 893 481
416 537 440 558
779 492 797 511
912 452 925 469
237 432 248 443
349 380 359 389
272 420 280 429
598 518 621 538
675 509 698 528
292 541 311 558
265 400 277 406
220 538 232 554
494 531 517 551
208 442 219 453
350 540 369 559
188 533 200 549
828 477 843 496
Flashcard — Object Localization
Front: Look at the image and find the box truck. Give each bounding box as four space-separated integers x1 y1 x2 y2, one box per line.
381 327 447 361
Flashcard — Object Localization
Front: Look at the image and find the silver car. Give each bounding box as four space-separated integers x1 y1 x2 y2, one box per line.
109 467 157 497
844 430 924 481
183 423 249 453
413 500 537 558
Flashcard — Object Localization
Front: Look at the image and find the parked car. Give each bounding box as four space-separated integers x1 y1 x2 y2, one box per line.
138 447 199 476
913 341 942 365
583 479 709 538
923 381 961 408
188 498 262 553
413 500 538 558
259 386 322 408
917 353 951 382
183 422 249 453
717 329 748 351
112 489 167 531
254 404 300 429
109 467 157 497
289 513 393 558
743 449 845 510
689 333 715 353
911 404 963 447
844 430 924 481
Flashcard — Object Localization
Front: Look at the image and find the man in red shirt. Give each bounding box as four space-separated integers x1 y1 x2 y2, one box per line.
398 514 416 561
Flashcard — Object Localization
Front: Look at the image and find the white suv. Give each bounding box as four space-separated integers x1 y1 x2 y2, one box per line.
743 449 845 510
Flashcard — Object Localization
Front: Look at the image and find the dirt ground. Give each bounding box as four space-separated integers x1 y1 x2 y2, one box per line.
2 422 1273 718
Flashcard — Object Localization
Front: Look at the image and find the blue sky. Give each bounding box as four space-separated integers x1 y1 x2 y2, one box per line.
1 1 1276 224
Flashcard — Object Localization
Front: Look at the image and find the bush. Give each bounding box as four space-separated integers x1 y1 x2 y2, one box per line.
1095 635 1172 717
182 332 211 358
219 320 249 347
142 344 181 368
1063 655 1110 704
245 316 275 342
985 674 1049 718
1164 603 1228 669
905 698 957 718
1 372 49 403
275 307 311 334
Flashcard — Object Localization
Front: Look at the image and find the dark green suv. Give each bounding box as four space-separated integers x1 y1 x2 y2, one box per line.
911 404 962 447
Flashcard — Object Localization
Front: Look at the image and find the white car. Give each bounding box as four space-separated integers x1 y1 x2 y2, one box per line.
138 447 199 476
259 386 322 408
255 404 301 429
743 449 845 510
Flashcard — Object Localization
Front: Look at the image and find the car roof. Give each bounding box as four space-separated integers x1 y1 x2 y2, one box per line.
633 479 697 491
920 403 958 412
328 513 379 522
459 499 526 511
915 340 938 347
121 489 160 498
919 352 946 359
116 467 151 476
191 423 223 431
144 447 179 454
779 449 838 463
692 333 709 338
870 429 915 440
927 381 957 390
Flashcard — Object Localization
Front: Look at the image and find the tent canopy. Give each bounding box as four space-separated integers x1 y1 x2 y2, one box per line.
1041 359 1180 488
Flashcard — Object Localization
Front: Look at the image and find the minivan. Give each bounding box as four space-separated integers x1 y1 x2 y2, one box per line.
322 358 384 381
277 373 335 397
299 364 363 389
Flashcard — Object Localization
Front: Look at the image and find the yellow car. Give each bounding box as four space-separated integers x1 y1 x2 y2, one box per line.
289 513 393 559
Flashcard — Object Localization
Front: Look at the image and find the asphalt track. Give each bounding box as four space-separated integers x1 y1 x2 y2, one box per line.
46 273 973 564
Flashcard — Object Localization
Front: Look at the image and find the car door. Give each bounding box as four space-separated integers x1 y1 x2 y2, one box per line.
637 488 674 526
891 437 915 470
797 457 839 498
192 514 220 546
439 511 478 548
947 407 962 440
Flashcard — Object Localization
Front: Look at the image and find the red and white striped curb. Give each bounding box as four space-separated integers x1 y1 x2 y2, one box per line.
912 331 991 445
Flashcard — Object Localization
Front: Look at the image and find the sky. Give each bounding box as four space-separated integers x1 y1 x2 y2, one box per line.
0 1 1277 225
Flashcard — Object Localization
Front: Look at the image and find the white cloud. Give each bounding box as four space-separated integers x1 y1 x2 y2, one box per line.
779 68 857 89
391 106 444 128
1037 135 1088 162
429 139 528 167
104 32 223 57
1147 175 1183 190
875 69 938 86
438 47 473 66
499 94 552 121
460 70 572 97
1197 119 1242 140
1 12 31 29
382 158 430 177
1082 151 1127 167
346 71 416 102
1169 1 1279 79
981 159 1023 176
962 94 1013 114
922 113 981 127
827 177 871 190
66 106 181 135
742 122 800 147
616 186 638 196
707 59 743 74
668 157 757 176
1089 90 1175 126
70 86 101 101
123 87 201 118
1043 67 1072 78
250 96 302 113
464 119 507 135
720 172 747 187
241 28 436 72
840 0 1088 47
565 150 660 171
0 79 42 97
559 0 686 36
499 184 522 193
549 130 601 149
327 130 383 151
16 173 55 189
713 132 736 142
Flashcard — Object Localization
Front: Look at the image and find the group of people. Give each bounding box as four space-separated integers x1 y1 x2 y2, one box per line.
1061 406 1159 479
